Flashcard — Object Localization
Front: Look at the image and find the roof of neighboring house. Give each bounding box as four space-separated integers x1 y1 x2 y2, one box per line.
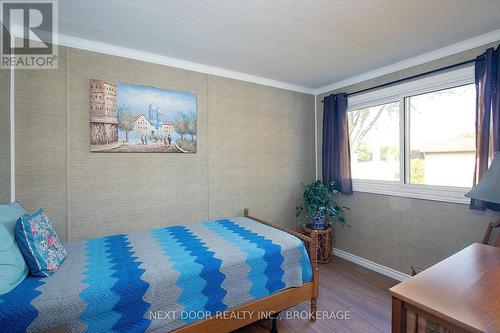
161 121 175 126
132 114 151 124
420 137 475 153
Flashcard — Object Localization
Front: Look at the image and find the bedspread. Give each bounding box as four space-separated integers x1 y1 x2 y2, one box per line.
0 217 312 332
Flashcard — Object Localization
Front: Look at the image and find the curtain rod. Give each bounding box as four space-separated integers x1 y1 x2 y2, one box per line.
321 58 475 102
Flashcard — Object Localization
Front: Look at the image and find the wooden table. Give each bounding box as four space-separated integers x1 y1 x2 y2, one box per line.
390 243 500 333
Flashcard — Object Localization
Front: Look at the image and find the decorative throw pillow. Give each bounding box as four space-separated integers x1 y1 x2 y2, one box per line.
0 202 29 295
16 208 67 277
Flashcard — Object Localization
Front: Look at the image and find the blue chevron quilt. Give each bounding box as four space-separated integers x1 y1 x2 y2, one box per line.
0 217 312 333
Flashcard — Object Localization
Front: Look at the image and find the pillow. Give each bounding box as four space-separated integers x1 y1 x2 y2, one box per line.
0 202 29 295
0 223 28 295
0 201 28 234
16 208 67 277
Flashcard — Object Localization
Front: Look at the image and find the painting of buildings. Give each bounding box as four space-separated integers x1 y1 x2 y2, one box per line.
90 80 197 153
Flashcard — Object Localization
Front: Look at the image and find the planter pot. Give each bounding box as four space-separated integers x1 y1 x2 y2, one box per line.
312 207 326 230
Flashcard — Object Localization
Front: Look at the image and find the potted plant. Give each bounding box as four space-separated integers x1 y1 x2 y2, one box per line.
295 180 347 230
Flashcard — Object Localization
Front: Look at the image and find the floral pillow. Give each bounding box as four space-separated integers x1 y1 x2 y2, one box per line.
15 208 67 277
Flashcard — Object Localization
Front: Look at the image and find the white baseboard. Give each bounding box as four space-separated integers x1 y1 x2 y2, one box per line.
332 248 411 282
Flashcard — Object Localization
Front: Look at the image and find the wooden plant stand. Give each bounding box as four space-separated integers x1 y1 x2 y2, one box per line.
301 224 333 264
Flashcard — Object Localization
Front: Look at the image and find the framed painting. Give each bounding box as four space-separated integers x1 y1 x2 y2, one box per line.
90 80 197 153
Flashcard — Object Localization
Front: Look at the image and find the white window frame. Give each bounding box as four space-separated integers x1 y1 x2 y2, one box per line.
348 66 475 204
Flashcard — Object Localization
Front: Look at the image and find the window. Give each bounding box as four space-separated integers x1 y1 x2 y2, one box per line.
347 66 475 204
348 102 400 181
406 84 476 187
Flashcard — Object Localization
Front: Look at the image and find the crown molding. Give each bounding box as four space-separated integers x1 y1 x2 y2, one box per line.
9 25 500 96
8 24 314 94
314 28 500 95
59 33 315 95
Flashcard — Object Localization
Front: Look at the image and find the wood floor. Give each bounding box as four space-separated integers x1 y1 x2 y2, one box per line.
236 257 399 333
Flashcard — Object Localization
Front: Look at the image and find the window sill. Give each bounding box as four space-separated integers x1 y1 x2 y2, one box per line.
351 179 471 205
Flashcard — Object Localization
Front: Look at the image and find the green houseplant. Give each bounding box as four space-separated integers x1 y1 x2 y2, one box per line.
295 180 347 230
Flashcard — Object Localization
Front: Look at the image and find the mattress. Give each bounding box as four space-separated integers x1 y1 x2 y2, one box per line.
0 216 312 332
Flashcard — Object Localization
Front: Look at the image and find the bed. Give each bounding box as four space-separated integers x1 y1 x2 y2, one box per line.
0 209 319 333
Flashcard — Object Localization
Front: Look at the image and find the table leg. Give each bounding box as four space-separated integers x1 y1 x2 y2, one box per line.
392 297 407 333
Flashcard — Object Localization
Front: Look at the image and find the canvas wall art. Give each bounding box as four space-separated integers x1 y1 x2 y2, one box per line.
90 80 197 153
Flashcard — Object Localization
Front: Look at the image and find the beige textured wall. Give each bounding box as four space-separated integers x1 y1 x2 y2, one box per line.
15 47 68 238
0 68 9 203
316 42 500 274
15 46 315 240
207 75 315 231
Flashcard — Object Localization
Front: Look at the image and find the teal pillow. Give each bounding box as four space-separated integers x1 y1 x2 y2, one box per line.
0 202 28 234
0 223 28 295
0 202 29 295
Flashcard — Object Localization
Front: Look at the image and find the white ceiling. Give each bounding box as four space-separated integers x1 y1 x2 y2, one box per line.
59 0 500 90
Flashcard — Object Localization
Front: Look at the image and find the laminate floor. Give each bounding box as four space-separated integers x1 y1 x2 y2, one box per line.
236 257 399 333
